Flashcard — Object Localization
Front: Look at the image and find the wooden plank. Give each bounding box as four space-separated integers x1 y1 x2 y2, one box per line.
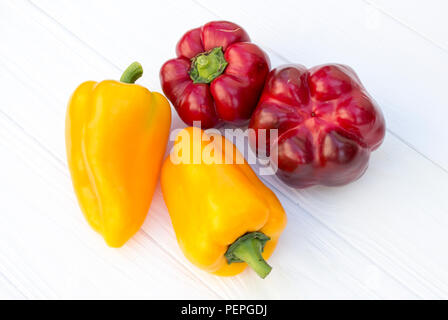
368 0 448 51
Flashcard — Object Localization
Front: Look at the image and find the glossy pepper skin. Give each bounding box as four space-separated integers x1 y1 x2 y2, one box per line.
160 21 270 129
66 62 171 247
161 127 287 278
249 64 385 188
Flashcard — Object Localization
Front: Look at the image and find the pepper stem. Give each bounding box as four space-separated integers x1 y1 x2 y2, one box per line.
120 62 143 84
189 47 228 84
225 232 272 279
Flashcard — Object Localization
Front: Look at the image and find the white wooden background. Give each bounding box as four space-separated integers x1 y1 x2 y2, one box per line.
1 0 447 299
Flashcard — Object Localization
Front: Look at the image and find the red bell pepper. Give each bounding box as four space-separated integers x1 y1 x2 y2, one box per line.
160 21 270 128
249 64 386 188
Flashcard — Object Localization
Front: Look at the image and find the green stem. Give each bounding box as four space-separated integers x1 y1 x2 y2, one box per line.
225 232 272 279
189 47 228 84
120 62 143 84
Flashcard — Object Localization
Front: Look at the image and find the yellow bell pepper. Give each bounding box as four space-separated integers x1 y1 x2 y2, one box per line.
66 62 171 248
161 127 287 278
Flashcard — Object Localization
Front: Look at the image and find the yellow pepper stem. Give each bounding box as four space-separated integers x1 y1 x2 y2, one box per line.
120 62 143 84
225 232 272 279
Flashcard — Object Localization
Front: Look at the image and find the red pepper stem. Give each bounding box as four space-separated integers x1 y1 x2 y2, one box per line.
189 47 228 84
120 62 143 84
225 231 272 279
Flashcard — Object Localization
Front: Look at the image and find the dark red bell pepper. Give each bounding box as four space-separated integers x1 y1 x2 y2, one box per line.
249 64 386 188
160 21 270 128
